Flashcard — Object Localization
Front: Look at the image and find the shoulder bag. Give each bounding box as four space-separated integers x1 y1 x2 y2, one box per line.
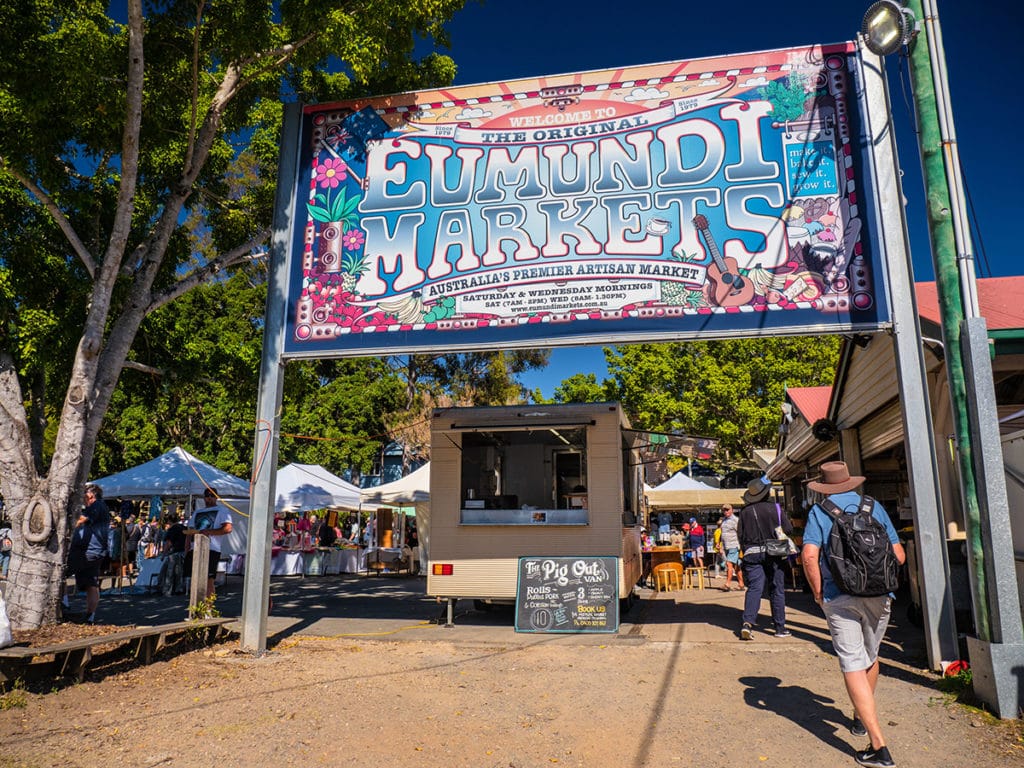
764 504 797 557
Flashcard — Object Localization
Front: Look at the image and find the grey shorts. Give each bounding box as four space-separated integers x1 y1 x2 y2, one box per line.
822 593 892 673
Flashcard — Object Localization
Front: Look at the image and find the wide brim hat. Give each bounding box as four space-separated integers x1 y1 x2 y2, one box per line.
742 476 772 504
807 461 865 494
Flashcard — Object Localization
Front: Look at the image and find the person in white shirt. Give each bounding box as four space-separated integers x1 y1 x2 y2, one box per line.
185 486 232 598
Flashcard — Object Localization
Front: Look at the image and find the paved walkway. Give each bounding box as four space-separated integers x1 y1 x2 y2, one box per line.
60 568 928 664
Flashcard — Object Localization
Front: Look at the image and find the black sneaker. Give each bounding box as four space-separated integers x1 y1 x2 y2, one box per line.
850 715 867 737
775 629 792 638
855 745 894 767
740 623 754 641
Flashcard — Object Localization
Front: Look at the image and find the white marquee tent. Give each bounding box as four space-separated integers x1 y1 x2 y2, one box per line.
275 463 361 513
93 446 250 499
360 462 431 565
220 464 361 555
644 471 746 509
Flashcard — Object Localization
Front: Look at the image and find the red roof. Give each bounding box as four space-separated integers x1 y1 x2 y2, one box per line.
787 386 832 423
916 276 1024 331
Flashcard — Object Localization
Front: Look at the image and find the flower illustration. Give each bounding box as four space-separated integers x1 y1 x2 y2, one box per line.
315 157 348 188
342 229 365 250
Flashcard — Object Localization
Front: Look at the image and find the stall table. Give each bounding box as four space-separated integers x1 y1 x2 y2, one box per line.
136 556 167 593
229 547 366 576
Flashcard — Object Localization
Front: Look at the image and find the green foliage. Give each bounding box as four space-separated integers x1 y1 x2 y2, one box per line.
547 371 619 405
936 668 974 697
0 679 28 709
601 337 841 459
0 0 468 479
188 595 221 633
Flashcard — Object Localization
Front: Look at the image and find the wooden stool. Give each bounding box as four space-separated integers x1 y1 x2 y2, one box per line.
653 564 682 592
685 567 705 590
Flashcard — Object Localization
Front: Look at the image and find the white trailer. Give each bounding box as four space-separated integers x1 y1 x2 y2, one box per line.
427 402 644 625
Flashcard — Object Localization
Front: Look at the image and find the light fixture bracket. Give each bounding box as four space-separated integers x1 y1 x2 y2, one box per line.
861 0 918 56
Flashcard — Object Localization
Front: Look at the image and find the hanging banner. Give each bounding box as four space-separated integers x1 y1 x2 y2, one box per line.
283 43 890 357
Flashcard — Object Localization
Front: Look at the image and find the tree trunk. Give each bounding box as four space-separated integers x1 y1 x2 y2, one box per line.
4 486 69 628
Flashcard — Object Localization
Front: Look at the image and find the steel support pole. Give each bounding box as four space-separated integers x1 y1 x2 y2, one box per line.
904 0 1024 716
903 0 987 639
858 47 958 668
240 102 302 653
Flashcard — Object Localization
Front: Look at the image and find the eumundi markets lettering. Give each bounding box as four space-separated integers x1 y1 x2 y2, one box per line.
356 101 780 298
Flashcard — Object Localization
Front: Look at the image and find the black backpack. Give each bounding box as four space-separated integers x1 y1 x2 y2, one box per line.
821 495 900 597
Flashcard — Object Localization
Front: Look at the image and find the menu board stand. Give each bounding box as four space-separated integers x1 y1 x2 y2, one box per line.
514 556 619 633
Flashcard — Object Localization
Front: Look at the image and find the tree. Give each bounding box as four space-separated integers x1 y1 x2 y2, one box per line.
544 370 618 405
603 337 841 460
0 0 465 628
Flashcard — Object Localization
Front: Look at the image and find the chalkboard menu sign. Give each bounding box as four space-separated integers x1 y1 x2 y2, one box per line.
515 556 619 633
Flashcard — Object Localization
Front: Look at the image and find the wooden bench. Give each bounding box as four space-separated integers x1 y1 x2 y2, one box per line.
0 617 235 684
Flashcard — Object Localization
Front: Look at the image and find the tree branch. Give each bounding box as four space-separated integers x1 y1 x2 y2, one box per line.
183 0 207 177
122 359 165 376
0 159 96 277
102 0 146 277
147 227 270 313
234 30 320 92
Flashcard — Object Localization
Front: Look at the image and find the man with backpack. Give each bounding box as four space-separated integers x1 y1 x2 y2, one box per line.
801 461 906 768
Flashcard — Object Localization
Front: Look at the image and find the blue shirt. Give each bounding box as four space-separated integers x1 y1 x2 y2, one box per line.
802 490 900 602
657 511 671 533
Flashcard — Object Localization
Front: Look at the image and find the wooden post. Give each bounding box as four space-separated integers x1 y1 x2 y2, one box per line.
189 535 210 612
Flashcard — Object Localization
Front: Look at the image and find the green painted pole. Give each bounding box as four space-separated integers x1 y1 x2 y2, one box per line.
904 0 989 640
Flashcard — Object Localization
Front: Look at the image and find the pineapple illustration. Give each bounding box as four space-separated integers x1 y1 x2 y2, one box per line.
341 251 368 295
661 246 707 307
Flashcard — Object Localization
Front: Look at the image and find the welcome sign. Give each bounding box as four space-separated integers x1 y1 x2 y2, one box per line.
283 43 890 356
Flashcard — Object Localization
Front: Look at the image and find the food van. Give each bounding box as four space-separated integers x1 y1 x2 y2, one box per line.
427 402 644 623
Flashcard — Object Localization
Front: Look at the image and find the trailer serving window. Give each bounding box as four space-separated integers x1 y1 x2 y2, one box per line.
458 427 589 525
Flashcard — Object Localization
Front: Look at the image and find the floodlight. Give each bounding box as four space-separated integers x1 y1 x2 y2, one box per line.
861 0 917 56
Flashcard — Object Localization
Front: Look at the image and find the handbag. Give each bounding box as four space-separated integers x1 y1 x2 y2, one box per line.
765 504 798 557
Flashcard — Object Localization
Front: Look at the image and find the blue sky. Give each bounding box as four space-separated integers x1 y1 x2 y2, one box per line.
438 0 1022 397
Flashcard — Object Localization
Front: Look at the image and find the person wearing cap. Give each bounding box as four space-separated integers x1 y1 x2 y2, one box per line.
718 504 744 591
801 461 905 768
736 474 793 640
687 517 705 569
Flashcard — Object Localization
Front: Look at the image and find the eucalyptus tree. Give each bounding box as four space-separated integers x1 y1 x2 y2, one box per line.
0 0 464 628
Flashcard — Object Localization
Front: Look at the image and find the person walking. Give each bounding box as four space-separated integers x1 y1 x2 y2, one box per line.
67 484 110 624
718 504 744 591
687 517 706 569
0 516 12 580
736 475 793 640
801 461 906 768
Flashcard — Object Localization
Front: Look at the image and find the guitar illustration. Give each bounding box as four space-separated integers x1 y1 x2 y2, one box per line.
692 214 756 307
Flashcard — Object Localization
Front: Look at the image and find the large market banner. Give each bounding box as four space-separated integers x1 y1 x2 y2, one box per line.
283 43 890 357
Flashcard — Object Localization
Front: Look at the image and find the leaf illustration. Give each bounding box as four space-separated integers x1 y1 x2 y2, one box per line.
307 202 333 223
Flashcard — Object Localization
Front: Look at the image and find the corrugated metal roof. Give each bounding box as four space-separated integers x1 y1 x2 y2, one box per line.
787 386 832 423
916 276 1024 331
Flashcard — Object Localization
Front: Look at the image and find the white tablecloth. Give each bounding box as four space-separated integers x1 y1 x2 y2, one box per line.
225 548 366 576
136 556 167 592
270 550 304 576
337 548 364 573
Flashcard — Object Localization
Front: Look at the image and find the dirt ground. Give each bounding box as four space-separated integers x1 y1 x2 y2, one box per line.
2 610 1023 768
